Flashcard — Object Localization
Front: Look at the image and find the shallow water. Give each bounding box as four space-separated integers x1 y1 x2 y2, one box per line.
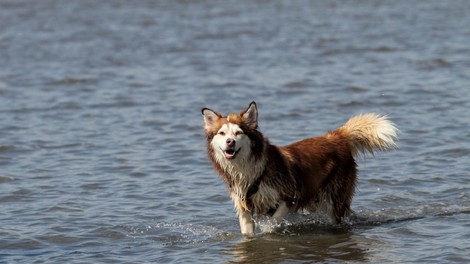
1 0 469 263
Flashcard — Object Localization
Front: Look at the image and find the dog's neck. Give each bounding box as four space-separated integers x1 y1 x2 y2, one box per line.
212 144 267 201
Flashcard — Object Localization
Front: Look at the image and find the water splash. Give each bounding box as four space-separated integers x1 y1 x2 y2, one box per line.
124 221 236 246
256 212 341 235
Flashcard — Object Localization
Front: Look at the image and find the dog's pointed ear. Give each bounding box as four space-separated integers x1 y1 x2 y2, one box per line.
201 107 221 131
241 101 258 129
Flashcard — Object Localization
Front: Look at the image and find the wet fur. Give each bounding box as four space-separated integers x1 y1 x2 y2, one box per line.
202 101 397 235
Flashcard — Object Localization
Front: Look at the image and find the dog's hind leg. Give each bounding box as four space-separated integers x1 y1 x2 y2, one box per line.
272 201 289 219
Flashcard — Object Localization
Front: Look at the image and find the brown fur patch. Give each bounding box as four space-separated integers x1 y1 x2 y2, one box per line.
227 113 243 124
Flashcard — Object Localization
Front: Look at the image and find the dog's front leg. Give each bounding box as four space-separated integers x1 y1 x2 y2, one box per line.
238 209 255 236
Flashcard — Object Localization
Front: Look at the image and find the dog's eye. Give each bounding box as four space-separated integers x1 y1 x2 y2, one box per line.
235 131 244 136
218 131 225 136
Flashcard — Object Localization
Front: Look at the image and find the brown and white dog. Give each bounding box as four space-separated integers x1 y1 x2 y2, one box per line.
201 101 397 236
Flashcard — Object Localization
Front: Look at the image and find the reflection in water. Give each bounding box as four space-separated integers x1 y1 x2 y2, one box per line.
224 224 382 263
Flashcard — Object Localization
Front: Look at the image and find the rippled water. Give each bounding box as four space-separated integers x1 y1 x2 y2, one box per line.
1 0 469 263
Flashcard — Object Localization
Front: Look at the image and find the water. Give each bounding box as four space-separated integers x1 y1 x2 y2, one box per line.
1 0 469 263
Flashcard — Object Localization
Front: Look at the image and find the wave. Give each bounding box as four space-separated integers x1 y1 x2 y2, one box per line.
257 201 470 235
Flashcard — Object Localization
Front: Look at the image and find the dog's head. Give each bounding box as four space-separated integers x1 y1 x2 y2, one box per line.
201 101 259 161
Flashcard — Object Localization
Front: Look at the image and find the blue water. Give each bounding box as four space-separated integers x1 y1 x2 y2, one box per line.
1 0 469 263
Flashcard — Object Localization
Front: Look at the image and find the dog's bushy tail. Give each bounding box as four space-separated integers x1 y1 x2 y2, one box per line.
338 113 398 157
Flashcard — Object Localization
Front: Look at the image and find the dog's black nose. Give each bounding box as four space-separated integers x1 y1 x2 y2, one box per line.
226 138 235 147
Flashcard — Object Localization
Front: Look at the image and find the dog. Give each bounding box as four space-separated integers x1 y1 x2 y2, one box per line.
201 101 397 236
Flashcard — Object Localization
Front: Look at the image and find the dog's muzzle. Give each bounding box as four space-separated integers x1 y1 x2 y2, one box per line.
222 138 240 159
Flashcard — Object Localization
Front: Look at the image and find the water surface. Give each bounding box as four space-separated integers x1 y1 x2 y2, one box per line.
1 0 469 263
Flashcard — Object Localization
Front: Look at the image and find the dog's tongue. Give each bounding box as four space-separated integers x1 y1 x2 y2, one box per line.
224 149 236 159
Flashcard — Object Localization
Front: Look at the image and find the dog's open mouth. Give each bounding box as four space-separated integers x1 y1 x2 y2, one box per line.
222 147 240 160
